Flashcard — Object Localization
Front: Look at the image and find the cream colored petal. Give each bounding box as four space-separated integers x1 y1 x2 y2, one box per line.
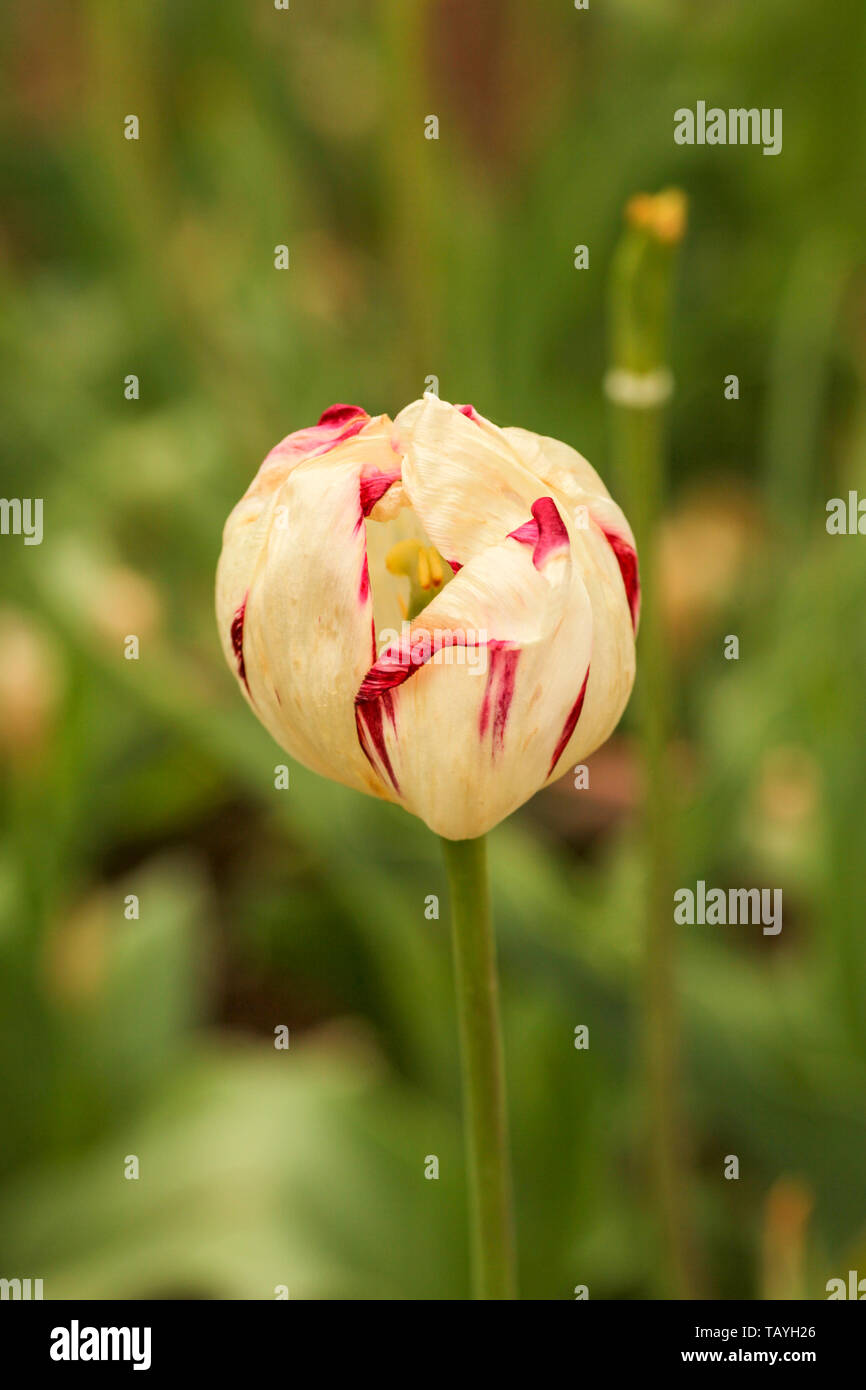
215 408 390 667
394 394 542 564
501 422 640 633
354 496 597 838
216 418 398 799
500 425 612 506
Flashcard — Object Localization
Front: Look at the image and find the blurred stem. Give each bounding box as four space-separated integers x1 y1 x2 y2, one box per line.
441 835 517 1300
379 0 440 398
761 1178 812 1300
609 190 697 1299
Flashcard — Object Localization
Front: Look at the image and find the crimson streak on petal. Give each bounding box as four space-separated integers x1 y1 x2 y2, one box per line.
479 643 520 755
355 630 476 793
356 690 400 794
355 641 428 793
317 403 368 430
507 496 570 570
265 403 369 468
598 526 640 631
547 664 591 777
230 596 249 692
357 469 401 604
359 469 401 517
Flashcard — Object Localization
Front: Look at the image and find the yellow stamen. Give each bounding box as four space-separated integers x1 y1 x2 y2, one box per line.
385 538 424 578
428 549 444 587
384 539 452 618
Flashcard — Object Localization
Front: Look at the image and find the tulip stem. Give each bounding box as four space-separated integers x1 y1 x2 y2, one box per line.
441 834 517 1300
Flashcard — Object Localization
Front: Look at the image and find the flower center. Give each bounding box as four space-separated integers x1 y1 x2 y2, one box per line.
385 539 450 618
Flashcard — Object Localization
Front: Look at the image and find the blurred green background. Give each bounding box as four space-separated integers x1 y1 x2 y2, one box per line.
1 0 865 1300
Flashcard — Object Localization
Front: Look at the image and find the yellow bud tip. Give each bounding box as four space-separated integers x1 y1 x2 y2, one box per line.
626 188 688 245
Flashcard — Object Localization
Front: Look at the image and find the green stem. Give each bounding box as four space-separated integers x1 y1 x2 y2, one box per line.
608 191 697 1299
441 835 517 1300
622 402 691 1298
380 0 439 400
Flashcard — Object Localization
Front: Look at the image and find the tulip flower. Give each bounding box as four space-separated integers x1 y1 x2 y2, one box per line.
216 394 638 840
216 392 639 1299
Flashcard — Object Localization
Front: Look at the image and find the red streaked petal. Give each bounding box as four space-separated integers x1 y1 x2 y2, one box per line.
357 468 401 600
265 404 370 468
355 630 476 789
318 403 368 429
547 664 590 776
356 630 465 702
598 527 640 630
507 519 537 546
355 690 400 793
230 596 249 692
359 468 401 517
507 496 570 570
478 643 520 755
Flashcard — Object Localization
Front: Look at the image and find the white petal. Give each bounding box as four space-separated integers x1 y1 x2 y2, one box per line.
216 416 399 798
394 394 542 564
354 496 595 838
500 428 638 776
501 423 640 631
500 425 612 505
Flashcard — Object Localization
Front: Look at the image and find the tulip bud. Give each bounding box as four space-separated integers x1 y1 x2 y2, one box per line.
216 395 638 840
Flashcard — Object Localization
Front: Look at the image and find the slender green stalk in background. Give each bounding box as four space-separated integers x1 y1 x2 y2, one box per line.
760 1177 812 1301
607 191 696 1299
380 0 440 402
441 836 517 1300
